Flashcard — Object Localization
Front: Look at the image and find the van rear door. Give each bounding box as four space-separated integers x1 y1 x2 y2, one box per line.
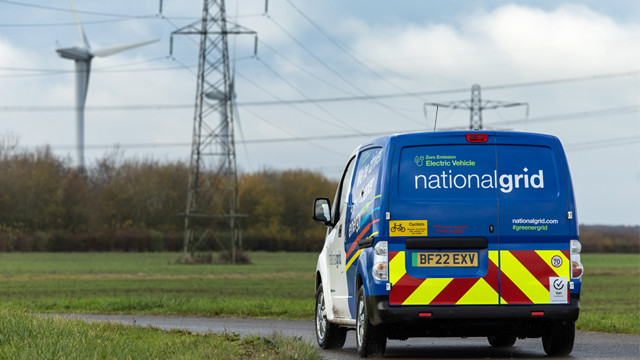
495 133 571 305
387 132 501 306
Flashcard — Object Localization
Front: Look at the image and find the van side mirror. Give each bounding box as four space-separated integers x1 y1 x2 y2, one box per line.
313 198 332 225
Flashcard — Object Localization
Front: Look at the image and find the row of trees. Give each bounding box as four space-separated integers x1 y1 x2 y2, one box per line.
0 146 337 252
0 146 635 253
579 225 639 253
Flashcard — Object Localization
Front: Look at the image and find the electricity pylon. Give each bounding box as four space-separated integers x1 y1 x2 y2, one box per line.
425 84 528 130
171 0 256 263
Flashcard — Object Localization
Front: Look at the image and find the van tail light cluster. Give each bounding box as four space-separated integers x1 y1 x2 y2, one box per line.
373 241 388 281
570 239 583 279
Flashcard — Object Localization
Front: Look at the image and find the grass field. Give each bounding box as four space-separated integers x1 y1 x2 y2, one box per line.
577 253 640 334
0 252 637 334
0 252 316 319
0 309 321 359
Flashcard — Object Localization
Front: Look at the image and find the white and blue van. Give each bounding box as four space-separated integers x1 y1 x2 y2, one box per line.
313 131 583 357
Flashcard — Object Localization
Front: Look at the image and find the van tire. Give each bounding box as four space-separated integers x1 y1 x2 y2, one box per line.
542 320 575 356
315 284 347 349
487 335 517 347
356 285 386 357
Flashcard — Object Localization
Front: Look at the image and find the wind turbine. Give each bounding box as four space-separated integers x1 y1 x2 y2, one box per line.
56 0 158 168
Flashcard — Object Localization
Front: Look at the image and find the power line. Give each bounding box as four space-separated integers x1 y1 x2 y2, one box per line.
22 134 640 153
236 69 368 141
236 70 640 106
258 40 357 97
284 0 424 102
0 0 156 19
564 136 640 151
239 106 345 156
0 65 195 79
266 14 424 126
1 77 638 112
0 104 192 112
0 56 167 72
253 57 366 135
0 16 194 28
486 106 639 127
1 104 636 120
14 106 639 151
234 70 363 134
0 56 170 73
0 57 197 79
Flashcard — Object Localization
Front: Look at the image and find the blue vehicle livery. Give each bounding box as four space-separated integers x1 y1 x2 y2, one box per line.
313 131 583 357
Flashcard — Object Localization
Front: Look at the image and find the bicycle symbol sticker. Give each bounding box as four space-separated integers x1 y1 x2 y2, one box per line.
390 223 406 232
389 220 428 237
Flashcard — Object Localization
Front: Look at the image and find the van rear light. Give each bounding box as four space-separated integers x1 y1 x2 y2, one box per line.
570 240 582 254
570 239 583 279
419 312 432 318
531 311 545 317
466 133 488 143
373 241 388 281
572 261 583 279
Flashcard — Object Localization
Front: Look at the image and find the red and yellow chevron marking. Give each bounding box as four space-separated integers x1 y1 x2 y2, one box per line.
389 250 500 305
389 250 570 306
500 250 570 304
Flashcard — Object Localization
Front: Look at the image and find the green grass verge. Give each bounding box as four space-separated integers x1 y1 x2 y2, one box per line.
577 253 640 334
0 309 321 360
0 252 637 334
0 252 316 320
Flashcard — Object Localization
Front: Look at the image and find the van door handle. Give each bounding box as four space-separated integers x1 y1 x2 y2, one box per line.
338 224 343 237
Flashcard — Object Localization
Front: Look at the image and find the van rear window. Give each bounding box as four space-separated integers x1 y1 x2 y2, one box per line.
398 144 558 199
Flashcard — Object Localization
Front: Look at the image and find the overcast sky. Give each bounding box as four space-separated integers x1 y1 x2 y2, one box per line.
0 0 638 226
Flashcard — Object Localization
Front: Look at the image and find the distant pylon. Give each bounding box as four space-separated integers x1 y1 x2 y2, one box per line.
425 84 528 130
171 0 256 263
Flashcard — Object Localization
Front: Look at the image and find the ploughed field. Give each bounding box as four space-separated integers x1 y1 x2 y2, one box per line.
0 252 636 334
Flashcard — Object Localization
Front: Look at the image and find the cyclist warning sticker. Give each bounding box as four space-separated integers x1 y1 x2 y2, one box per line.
389 220 428 237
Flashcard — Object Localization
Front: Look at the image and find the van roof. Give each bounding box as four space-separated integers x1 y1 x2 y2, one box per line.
356 131 560 152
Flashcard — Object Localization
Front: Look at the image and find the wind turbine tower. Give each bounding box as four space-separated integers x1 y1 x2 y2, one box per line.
56 0 157 168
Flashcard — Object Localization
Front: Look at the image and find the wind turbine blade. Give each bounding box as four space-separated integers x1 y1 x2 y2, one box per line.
91 39 159 57
229 39 251 167
68 0 90 48
232 84 251 169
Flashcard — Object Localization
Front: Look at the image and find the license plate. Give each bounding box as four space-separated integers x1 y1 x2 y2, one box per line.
412 252 478 267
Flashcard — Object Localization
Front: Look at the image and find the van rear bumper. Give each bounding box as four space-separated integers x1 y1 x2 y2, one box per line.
366 295 579 338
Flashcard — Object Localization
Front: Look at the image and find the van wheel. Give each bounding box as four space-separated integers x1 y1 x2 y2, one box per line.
315 284 346 349
487 335 517 347
542 320 575 356
356 285 386 357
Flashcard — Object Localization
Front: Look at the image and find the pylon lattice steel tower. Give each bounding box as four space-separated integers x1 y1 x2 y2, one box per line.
171 0 255 263
425 84 529 130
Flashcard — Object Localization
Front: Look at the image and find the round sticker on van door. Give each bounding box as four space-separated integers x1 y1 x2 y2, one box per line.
551 255 563 268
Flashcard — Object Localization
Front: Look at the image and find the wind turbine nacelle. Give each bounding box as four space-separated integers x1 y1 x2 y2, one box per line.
56 47 93 61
